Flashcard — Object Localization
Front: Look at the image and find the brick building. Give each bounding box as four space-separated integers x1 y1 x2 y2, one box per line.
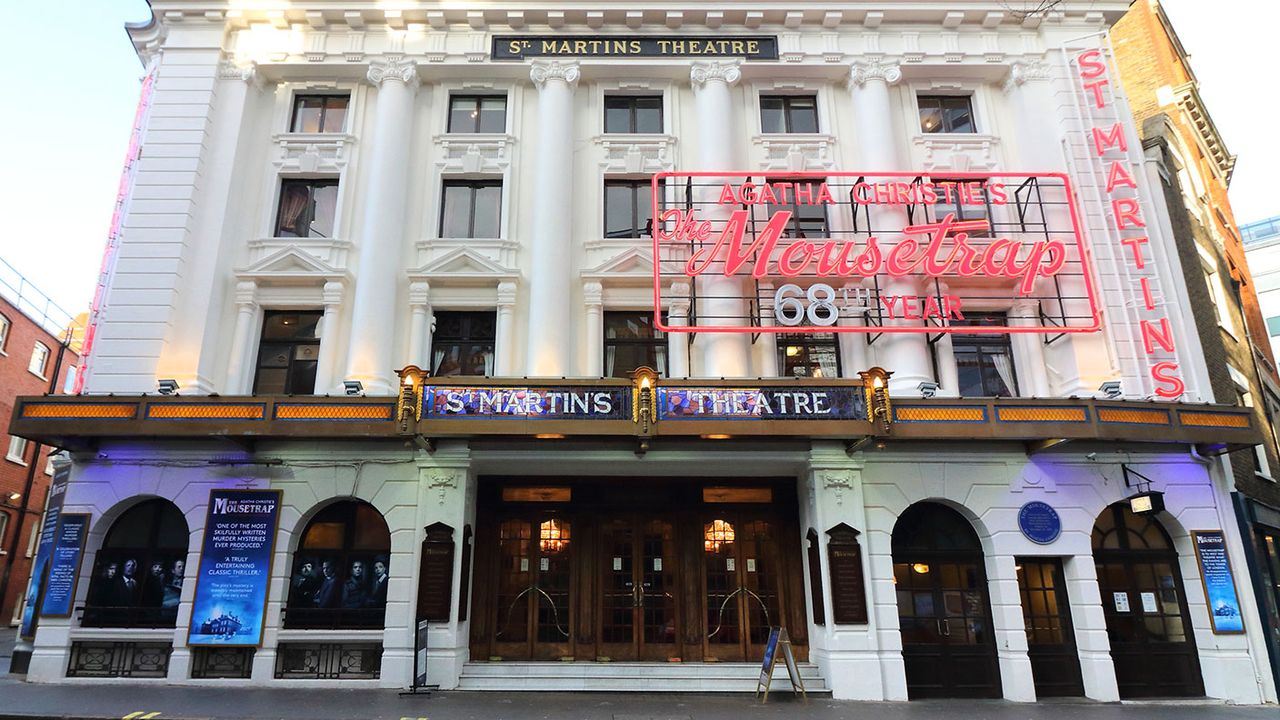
1114 0 1280 694
0 260 81 626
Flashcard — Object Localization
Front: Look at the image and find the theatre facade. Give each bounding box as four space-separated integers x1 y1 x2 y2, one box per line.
7 0 1278 704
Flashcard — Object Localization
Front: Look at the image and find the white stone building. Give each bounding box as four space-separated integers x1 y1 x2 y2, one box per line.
7 1 1278 704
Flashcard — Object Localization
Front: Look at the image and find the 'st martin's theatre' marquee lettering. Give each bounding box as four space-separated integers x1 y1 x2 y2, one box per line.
493 35 779 60
652 171 1101 336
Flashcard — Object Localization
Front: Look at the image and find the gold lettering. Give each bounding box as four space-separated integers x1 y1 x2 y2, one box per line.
556 41 571 54
716 40 731 54
574 40 588 54
589 40 602 54
731 41 745 55
657 40 672 53
671 40 685 54
630 40 642 53
613 40 627 54
542 40 558 54
509 40 523 55
747 40 759 55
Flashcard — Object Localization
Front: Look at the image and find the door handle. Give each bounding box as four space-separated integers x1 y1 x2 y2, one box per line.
634 586 644 608
942 619 951 637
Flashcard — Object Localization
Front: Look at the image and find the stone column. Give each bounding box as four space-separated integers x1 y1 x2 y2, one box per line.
838 281 870 378
1009 299 1050 396
666 282 691 379
1063 555 1121 700
495 281 518 376
583 282 604 377
849 60 933 394
344 57 419 395
224 281 259 394
407 281 433 371
525 61 579 376
313 280 345 394
933 284 960 397
691 61 752 377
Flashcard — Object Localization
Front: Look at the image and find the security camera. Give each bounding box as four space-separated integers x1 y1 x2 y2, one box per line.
1086 452 1098 461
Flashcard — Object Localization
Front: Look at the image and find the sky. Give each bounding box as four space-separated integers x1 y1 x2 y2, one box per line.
0 1 1273 315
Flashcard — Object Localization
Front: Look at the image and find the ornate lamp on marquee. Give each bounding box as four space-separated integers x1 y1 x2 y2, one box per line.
631 366 659 454
858 367 894 432
395 365 429 432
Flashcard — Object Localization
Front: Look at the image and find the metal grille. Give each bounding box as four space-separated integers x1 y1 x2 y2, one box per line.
274 642 382 680
191 647 254 679
66 641 171 678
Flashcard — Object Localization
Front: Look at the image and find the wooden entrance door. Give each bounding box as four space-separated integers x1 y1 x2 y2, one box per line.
1093 503 1203 697
489 515 574 660
703 516 785 661
1016 558 1084 697
598 517 680 660
892 503 1002 699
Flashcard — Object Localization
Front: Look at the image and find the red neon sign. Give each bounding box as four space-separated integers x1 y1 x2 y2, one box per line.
651 171 1101 336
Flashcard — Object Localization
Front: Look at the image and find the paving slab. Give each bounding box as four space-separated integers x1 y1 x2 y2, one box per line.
0 677 1276 720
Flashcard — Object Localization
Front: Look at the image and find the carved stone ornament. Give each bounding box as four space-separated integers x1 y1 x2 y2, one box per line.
529 60 581 89
849 59 902 87
217 59 263 90
427 472 459 506
1003 59 1053 92
690 61 742 87
367 56 419 88
821 470 857 505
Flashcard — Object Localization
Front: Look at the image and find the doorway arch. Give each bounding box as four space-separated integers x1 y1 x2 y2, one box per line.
1092 502 1203 697
892 502 1002 698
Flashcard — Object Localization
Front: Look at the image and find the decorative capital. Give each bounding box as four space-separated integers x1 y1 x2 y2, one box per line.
218 59 263 91
690 61 741 87
367 56 419 88
321 280 345 306
849 59 902 88
234 280 258 307
583 281 603 306
1003 59 1053 92
496 281 518 306
408 281 431 308
530 60 581 89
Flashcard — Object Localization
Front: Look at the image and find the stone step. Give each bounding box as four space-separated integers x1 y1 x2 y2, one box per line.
457 661 829 693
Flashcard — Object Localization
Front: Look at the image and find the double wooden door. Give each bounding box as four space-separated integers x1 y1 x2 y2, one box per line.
1016 559 1084 697
598 517 680 660
702 516 785 661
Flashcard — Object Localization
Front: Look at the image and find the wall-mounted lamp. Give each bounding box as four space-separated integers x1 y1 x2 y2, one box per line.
394 365 429 432
6 491 21 503
917 381 939 399
1121 463 1165 515
859 367 894 431
157 379 180 395
1099 380 1123 399
343 380 364 396
631 366 659 454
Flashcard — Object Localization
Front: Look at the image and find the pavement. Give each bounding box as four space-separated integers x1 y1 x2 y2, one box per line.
1 626 15 671
0 670 1277 720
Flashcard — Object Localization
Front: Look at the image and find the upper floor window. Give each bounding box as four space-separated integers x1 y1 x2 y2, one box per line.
441 180 502 239
778 333 840 378
760 95 818 134
918 95 975 134
448 95 506 133
604 95 663 134
290 94 349 133
604 312 667 378
930 179 994 236
253 311 322 395
83 499 188 628
29 342 49 378
0 313 10 353
6 435 27 465
767 179 828 238
1266 316 1280 338
1205 267 1238 334
952 313 1017 397
604 179 659 239
432 312 496 377
275 179 339 238
0 512 8 555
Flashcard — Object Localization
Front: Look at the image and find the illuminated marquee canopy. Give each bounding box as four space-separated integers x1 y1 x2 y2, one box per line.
651 171 1100 336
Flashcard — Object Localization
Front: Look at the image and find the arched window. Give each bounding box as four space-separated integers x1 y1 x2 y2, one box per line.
84 499 188 627
286 501 391 629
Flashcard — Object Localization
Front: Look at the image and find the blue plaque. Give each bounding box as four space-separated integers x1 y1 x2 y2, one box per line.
1018 501 1062 545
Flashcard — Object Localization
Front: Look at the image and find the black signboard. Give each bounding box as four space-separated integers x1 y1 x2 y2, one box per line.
494 35 779 60
417 522 456 623
826 524 868 625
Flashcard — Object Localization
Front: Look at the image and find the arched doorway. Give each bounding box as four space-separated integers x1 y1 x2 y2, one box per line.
1092 502 1203 697
284 500 391 629
83 499 189 628
892 502 1001 698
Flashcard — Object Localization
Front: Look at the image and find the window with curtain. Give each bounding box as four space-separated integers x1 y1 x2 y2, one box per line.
285 501 391 629
760 95 819 133
766 178 829 238
0 512 9 555
604 179 660 239
448 95 507 133
83 499 189 628
253 311 322 395
440 180 502 238
432 312 496 377
604 312 666 377
0 313 10 353
6 435 27 464
274 179 339 238
918 95 975 133
951 313 1018 397
290 94 349 133
928 178 995 236
777 333 840 378
604 95 663 134
29 342 50 377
